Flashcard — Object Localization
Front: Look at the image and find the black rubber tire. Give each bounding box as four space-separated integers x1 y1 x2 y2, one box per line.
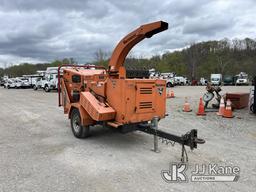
70 108 90 138
44 85 50 92
33 85 38 90
166 82 173 87
250 104 254 113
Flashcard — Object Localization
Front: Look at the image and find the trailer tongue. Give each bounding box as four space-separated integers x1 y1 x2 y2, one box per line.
138 116 205 161
58 21 205 161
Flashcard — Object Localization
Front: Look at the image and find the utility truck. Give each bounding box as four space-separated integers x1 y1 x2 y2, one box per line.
23 74 44 88
235 72 249 86
174 76 187 86
199 77 208 86
159 72 175 87
13 77 30 88
4 78 15 89
0 76 8 86
34 67 59 92
166 77 175 87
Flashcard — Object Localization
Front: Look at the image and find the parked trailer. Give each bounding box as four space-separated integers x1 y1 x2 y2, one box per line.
58 21 205 161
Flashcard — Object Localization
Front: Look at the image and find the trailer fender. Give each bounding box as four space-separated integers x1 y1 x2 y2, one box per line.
69 105 95 126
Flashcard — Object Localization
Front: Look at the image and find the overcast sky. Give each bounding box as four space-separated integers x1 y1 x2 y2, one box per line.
0 0 255 67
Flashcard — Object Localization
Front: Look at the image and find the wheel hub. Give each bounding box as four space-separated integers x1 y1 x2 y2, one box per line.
73 115 80 133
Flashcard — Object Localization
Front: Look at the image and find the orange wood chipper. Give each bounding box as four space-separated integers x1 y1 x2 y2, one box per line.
58 21 205 161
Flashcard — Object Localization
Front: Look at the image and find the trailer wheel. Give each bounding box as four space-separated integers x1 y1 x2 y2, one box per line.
70 109 90 138
44 85 50 92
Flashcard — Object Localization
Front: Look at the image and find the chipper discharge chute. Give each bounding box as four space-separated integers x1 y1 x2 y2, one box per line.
58 21 205 161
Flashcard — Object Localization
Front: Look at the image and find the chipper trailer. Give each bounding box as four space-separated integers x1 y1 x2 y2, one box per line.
58 21 205 161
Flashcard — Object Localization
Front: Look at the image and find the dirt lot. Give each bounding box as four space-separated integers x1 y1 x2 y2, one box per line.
0 86 255 192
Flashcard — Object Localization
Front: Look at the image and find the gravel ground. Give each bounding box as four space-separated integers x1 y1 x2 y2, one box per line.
0 86 255 192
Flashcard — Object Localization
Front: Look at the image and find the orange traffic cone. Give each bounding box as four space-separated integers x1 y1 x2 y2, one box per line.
197 97 206 116
166 90 170 98
183 97 192 112
217 96 225 116
167 90 174 98
170 90 175 98
222 99 234 118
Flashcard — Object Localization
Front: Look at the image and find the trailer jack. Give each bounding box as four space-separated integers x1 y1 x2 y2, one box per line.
139 117 205 162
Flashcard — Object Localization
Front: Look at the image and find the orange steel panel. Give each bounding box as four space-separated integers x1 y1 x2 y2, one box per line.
80 92 116 121
64 68 106 76
135 83 156 114
106 79 166 125
79 105 95 126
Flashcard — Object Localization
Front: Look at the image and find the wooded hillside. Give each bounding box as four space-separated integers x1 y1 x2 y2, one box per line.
1 38 256 80
122 38 256 80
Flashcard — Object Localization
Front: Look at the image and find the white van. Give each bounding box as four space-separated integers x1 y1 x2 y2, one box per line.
210 74 222 86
